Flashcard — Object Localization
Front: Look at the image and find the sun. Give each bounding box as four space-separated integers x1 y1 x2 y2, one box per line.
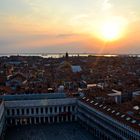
97 18 125 41
101 21 121 41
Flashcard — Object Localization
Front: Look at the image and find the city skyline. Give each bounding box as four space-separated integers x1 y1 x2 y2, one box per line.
0 0 140 54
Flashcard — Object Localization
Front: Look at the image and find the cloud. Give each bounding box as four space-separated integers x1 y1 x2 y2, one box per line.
102 0 112 11
0 33 85 53
56 34 79 38
0 0 31 15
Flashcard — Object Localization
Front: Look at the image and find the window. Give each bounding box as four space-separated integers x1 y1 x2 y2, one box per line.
50 107 52 113
36 108 39 114
12 109 14 115
22 109 24 115
7 109 10 116
72 106 75 111
41 108 43 114
59 106 61 112
17 109 19 115
64 106 66 112
26 109 29 114
31 108 34 114
45 107 48 114
68 106 70 112
54 107 57 113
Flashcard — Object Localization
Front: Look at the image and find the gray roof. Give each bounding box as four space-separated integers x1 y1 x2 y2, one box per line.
0 93 66 101
71 65 82 73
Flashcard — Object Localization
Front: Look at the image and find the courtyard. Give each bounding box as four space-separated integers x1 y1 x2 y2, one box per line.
4 122 99 140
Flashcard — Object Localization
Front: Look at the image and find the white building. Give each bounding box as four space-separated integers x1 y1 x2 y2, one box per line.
71 65 82 73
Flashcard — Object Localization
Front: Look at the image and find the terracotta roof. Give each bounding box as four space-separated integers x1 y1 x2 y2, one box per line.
80 96 140 132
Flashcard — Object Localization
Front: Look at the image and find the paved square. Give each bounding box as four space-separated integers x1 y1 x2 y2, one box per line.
4 122 99 140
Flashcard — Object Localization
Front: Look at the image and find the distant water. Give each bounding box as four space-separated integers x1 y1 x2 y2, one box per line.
0 53 140 58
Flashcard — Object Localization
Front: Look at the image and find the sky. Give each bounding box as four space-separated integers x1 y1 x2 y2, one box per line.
0 0 140 54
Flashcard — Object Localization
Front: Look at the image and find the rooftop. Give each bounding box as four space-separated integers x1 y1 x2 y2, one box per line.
0 93 67 101
81 96 140 132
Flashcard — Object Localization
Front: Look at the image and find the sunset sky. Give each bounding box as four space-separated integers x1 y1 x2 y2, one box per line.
0 0 140 54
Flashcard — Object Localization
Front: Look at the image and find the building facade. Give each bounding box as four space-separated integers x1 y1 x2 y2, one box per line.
0 101 6 138
0 94 140 140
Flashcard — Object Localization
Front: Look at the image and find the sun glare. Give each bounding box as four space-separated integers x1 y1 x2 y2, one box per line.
97 18 126 41
101 22 120 40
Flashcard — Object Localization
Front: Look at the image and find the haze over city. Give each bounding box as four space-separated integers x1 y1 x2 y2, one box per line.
0 0 140 54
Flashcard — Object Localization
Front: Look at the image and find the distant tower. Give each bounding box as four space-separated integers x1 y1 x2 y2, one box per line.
65 52 69 60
